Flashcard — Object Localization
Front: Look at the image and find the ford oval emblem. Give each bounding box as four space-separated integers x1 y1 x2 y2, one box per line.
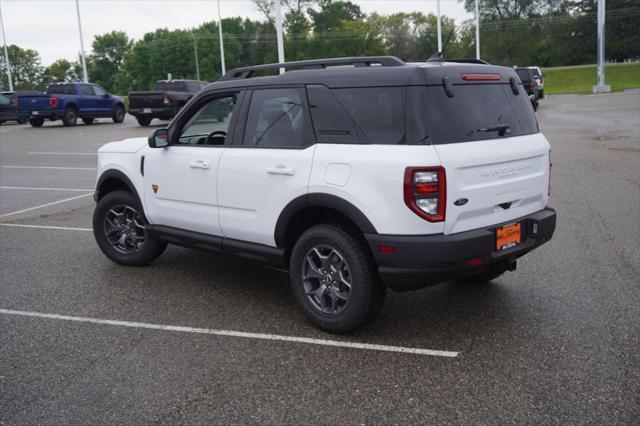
454 198 468 206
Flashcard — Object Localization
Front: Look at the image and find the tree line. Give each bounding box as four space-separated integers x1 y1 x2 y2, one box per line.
1 0 638 93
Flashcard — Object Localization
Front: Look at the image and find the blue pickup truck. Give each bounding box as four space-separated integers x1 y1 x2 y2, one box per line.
18 82 126 127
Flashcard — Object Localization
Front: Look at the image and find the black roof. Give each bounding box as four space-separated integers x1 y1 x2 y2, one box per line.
204 56 520 93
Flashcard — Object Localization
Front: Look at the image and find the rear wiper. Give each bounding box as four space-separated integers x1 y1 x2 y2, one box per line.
478 124 512 137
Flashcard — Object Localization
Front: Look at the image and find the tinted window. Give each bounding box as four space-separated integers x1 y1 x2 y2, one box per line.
307 85 360 144
334 87 406 144
92 85 107 96
179 95 237 145
154 81 187 91
426 84 538 144
80 85 93 96
0 95 10 105
243 88 311 148
47 84 76 95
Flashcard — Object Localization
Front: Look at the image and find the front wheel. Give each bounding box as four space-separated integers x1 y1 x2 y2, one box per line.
93 190 166 266
112 105 125 123
289 224 386 334
136 116 152 127
29 117 45 127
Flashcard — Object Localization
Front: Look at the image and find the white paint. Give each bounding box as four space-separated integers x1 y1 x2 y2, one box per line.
0 165 96 170
0 308 459 358
1 186 93 192
0 192 93 218
0 223 92 231
28 152 97 156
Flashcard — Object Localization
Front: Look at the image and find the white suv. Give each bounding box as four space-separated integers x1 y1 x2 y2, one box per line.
93 56 556 333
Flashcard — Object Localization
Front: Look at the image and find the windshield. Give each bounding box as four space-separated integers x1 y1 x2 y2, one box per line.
426 84 538 144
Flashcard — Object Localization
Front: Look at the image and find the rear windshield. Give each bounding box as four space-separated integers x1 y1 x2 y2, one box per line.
46 85 76 95
154 81 187 91
426 83 538 144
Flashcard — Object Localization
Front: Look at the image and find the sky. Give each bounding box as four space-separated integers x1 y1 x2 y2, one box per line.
1 0 473 66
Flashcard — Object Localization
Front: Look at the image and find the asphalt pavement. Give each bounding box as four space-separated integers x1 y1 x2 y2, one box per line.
1 94 639 424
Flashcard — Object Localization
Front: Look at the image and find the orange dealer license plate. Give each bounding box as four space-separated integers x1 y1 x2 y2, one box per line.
496 223 521 251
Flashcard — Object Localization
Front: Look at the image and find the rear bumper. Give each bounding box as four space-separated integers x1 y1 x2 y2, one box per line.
129 107 177 119
365 207 557 291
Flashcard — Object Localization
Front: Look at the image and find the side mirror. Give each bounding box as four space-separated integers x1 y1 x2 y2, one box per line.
148 128 169 148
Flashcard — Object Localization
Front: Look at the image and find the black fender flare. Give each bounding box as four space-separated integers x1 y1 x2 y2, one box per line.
95 169 141 202
274 193 378 248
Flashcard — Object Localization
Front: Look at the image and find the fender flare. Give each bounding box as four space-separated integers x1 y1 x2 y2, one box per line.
274 193 378 248
95 169 140 202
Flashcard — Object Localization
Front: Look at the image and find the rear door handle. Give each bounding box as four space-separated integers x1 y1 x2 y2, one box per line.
267 165 295 176
189 160 210 169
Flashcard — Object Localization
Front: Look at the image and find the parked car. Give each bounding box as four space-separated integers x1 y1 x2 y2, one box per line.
17 82 126 127
526 66 545 98
515 67 540 111
93 56 556 333
0 91 41 125
127 80 207 127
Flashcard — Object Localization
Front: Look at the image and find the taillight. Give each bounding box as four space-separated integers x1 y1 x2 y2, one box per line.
163 95 169 105
461 73 502 81
404 167 446 222
49 97 58 108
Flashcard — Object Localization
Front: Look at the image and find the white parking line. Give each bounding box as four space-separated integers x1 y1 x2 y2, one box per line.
0 192 93 218
28 152 97 156
1 186 93 192
0 308 459 358
0 165 96 171
0 223 92 231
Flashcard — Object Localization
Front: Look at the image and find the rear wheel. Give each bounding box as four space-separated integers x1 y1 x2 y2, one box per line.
93 190 166 266
136 116 152 127
289 224 386 334
112 105 125 123
29 117 45 127
62 107 78 127
82 118 95 125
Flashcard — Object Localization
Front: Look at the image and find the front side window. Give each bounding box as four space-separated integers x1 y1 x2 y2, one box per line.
333 87 406 144
0 95 10 105
92 85 107 96
178 95 237 145
243 88 311 148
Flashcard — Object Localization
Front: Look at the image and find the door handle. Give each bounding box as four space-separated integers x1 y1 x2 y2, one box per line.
189 160 210 169
267 165 295 176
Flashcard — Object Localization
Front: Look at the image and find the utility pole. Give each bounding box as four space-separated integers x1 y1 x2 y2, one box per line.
75 0 88 82
0 1 13 91
475 0 480 59
274 0 285 73
217 0 226 75
436 0 442 52
192 34 200 81
593 0 610 93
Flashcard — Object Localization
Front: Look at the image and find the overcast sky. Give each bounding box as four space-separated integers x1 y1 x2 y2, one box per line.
1 0 472 66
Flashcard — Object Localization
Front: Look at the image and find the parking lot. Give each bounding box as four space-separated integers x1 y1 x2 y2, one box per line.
1 93 639 424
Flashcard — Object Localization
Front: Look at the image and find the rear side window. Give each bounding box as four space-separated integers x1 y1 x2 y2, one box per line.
243 88 311 148
307 85 360 144
426 84 538 144
333 87 406 144
80 85 93 96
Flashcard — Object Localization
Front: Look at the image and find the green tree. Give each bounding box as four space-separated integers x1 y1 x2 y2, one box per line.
0 45 43 91
90 31 133 92
42 59 79 84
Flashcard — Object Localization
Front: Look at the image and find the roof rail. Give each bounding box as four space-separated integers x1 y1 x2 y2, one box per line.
220 56 405 81
445 58 490 65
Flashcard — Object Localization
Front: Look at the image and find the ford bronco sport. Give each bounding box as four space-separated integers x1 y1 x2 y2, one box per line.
93 56 556 333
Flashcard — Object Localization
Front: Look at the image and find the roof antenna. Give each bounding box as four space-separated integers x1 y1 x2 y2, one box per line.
427 29 455 62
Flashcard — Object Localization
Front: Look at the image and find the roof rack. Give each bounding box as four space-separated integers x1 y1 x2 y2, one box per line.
220 56 405 81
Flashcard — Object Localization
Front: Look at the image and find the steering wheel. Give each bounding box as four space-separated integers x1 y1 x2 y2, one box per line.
205 130 227 145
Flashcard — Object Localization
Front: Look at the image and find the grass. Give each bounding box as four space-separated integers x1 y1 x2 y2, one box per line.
542 62 640 95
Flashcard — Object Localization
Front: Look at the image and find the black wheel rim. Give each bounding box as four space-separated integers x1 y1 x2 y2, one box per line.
302 245 352 315
103 204 146 254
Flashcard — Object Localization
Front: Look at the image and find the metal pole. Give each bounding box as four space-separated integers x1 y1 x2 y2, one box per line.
475 0 480 59
193 34 200 81
436 0 442 52
217 0 226 75
0 1 13 91
275 0 285 73
75 0 88 83
593 0 610 93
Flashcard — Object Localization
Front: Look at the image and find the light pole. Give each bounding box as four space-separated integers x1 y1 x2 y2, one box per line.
192 34 200 81
217 0 226 75
593 0 610 93
75 0 88 83
475 0 480 59
274 0 285 73
436 0 442 52
0 0 13 91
